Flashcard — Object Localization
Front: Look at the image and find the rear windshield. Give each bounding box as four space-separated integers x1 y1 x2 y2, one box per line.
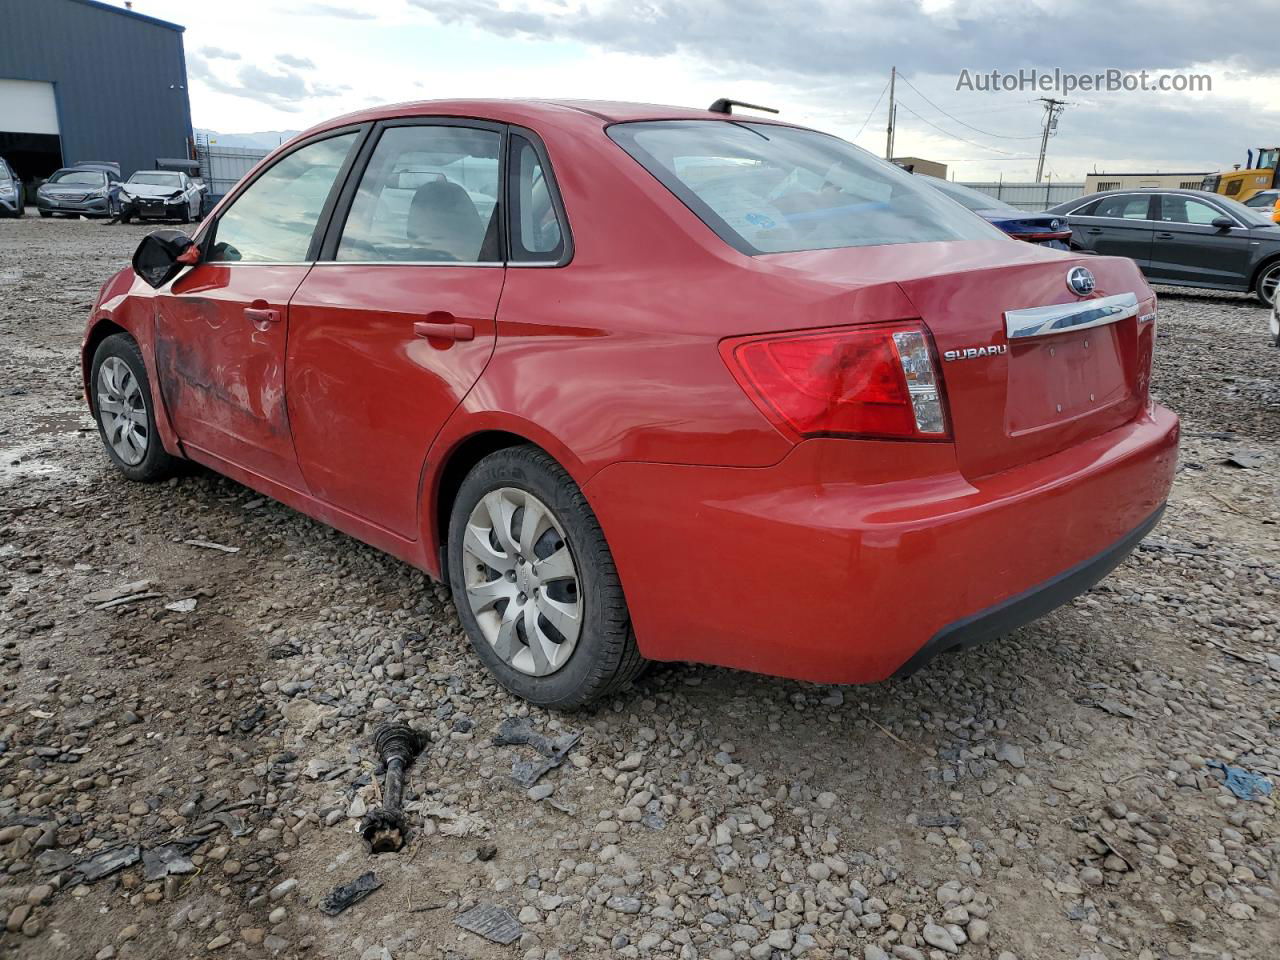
608 120 995 255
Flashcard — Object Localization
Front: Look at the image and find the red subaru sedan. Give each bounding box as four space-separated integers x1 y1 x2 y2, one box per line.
83 99 1178 708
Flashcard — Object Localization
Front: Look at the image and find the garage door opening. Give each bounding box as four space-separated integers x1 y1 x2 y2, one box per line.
0 78 63 190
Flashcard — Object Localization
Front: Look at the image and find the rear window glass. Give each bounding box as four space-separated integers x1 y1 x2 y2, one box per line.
608 120 994 255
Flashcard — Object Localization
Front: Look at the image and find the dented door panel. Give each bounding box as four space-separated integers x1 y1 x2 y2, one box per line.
155 263 312 489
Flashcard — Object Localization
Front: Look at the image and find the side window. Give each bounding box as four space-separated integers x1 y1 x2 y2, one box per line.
336 125 501 263
1093 195 1151 220
508 134 566 262
1073 197 1103 216
1160 195 1230 226
209 132 358 263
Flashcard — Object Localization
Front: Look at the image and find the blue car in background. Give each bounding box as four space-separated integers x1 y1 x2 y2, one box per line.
0 157 23 217
920 175 1072 249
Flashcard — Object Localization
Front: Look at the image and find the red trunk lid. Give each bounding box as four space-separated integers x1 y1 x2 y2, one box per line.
755 240 1156 479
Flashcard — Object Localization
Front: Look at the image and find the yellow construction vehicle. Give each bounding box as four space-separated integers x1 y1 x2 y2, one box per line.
1201 147 1278 204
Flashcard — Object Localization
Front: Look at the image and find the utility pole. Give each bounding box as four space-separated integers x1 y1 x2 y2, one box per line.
885 66 896 161
1034 97 1066 182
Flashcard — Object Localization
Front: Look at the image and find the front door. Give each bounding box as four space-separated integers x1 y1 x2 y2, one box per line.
154 130 362 488
286 121 506 536
1149 193 1254 287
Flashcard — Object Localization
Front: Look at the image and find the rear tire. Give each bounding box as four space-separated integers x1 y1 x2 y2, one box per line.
447 445 645 710
90 333 180 482
39 210 51 218
1255 260 1280 307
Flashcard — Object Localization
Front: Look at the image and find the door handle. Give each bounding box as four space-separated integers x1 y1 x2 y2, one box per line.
1155 232 1175 240
1085 228 1103 234
414 319 475 342
245 307 281 329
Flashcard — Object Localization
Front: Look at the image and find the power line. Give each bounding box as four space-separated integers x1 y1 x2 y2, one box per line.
893 101 1028 157
853 78 890 140
897 75 1041 140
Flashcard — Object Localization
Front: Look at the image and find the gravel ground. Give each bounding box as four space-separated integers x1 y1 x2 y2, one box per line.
1 215 1278 960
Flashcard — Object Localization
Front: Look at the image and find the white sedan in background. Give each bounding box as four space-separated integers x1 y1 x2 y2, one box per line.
118 170 204 223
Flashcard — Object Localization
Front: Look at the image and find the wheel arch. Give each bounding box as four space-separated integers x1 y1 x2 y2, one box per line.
424 420 590 581
81 317 129 407
1250 254 1280 296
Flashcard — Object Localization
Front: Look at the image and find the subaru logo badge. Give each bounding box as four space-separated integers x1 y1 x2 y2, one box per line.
1067 266 1095 297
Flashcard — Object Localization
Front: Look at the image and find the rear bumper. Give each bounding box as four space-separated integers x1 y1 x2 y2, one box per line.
585 404 1179 684
892 503 1163 677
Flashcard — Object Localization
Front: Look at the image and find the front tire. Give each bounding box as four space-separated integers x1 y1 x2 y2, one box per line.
447 446 645 709
90 334 179 482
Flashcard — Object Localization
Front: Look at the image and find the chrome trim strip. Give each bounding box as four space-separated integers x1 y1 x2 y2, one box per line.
1004 292 1139 340
309 260 502 268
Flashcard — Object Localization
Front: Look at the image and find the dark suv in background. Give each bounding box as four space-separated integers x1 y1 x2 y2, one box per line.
1049 188 1280 306
0 157 23 217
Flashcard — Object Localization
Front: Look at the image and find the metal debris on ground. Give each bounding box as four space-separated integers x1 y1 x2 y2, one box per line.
1224 451 1264 469
916 815 962 828
182 538 241 553
141 837 204 881
83 579 152 605
358 723 426 853
454 901 524 945
75 845 141 881
1206 760 1273 801
318 871 382 916
491 717 581 788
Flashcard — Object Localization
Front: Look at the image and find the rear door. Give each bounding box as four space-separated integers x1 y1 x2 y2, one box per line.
1068 194 1156 264
1149 193 1254 286
154 128 364 487
285 119 506 537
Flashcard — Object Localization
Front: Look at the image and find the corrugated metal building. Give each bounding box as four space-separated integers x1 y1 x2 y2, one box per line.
0 0 192 184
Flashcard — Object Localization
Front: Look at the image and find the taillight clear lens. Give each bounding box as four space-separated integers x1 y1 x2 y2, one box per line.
721 323 949 441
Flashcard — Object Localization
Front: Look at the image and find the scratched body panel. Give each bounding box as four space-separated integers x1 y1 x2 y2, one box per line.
156 263 312 490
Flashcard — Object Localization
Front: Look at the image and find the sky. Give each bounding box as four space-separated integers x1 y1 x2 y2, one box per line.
118 0 1279 182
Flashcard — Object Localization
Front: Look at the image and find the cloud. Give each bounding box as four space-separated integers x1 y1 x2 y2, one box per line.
188 53 340 113
199 45 241 60
276 54 315 70
410 0 1275 77
304 3 376 18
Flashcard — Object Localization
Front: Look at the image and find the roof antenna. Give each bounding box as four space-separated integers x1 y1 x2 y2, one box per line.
708 98 779 115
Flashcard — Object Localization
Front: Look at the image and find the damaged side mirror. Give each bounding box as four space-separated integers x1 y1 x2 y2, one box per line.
132 229 200 289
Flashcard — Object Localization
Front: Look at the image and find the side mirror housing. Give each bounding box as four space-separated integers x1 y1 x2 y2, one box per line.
1211 216 1235 230
132 229 198 288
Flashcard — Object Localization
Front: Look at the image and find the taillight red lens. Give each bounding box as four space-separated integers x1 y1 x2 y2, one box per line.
720 323 950 441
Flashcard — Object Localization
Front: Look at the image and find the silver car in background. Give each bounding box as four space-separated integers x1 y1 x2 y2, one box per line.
0 157 22 217
36 163 122 218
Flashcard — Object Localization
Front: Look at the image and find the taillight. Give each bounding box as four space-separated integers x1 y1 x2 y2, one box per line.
720 322 949 441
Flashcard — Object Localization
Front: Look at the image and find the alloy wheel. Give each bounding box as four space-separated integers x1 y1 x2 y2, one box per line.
462 486 582 677
96 356 149 466
1260 264 1280 307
